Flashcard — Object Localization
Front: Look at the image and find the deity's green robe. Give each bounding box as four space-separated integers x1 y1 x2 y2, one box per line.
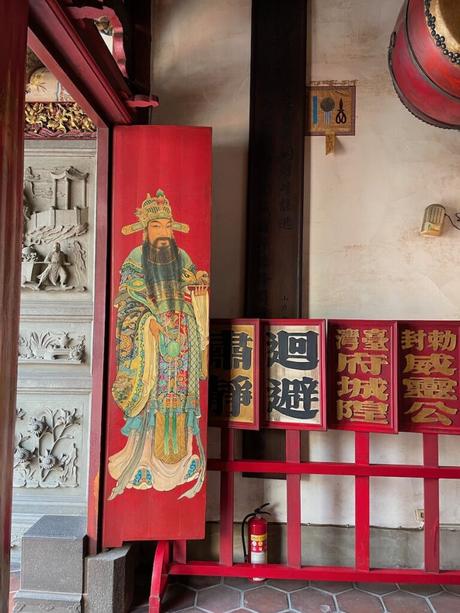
108 246 208 499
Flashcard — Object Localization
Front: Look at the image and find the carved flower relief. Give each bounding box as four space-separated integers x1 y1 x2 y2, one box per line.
13 435 35 466
28 415 48 437
39 451 57 471
18 332 86 363
14 408 81 489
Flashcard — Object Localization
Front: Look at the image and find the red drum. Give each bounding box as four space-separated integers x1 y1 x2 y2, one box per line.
389 0 460 129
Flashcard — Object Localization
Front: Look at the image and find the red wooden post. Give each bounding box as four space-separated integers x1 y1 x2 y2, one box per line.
149 541 170 613
286 430 301 567
173 541 187 564
423 434 440 572
86 126 110 554
0 0 28 608
355 432 370 570
220 429 235 565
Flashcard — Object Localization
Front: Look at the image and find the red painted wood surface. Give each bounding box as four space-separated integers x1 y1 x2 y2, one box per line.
207 458 460 479
219 429 235 565
102 126 211 545
169 561 460 583
286 431 301 567
0 0 28 607
163 318 460 596
328 320 398 433
354 433 370 571
423 434 440 572
398 321 460 434
389 0 460 129
28 0 134 127
150 541 170 613
167 436 460 588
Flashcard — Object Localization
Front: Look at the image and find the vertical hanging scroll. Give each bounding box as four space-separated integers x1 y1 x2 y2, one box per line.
102 126 212 545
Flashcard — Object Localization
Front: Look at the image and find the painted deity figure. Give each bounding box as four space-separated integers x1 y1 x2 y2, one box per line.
108 190 209 500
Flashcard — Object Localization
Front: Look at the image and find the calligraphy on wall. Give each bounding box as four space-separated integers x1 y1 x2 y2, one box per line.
398 321 460 434
263 319 326 430
328 320 398 433
209 319 259 429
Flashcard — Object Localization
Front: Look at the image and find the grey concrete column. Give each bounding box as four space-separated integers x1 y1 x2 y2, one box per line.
0 0 29 609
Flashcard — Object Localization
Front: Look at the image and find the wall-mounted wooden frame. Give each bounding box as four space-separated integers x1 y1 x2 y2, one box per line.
263 319 326 430
209 319 260 430
398 321 460 435
328 320 398 434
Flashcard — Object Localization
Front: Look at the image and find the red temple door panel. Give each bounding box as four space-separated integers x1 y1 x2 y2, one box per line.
102 126 212 545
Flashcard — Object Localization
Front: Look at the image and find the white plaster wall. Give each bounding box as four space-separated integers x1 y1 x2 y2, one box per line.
151 0 251 318
151 0 460 529
307 0 460 527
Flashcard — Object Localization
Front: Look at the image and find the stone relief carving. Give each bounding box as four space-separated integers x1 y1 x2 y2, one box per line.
13 407 81 489
24 164 89 243
21 164 90 292
18 332 85 364
14 604 82 613
71 241 87 291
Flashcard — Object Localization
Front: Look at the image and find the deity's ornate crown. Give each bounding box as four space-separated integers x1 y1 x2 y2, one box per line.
121 189 189 235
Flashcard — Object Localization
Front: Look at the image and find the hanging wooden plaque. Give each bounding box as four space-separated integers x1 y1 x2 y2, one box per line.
399 321 460 434
209 319 260 430
263 319 327 430
328 320 398 433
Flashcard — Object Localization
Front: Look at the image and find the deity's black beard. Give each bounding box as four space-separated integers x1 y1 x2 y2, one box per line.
142 239 182 308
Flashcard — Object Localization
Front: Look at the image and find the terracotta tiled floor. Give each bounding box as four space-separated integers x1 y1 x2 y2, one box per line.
129 577 460 612
9 570 460 612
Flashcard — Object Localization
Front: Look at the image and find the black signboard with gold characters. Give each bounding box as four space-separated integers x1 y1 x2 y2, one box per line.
209 319 260 429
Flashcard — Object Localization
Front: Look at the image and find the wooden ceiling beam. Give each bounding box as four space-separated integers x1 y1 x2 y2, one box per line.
28 0 136 127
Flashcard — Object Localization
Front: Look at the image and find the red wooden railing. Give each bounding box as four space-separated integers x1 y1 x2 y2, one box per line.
149 427 460 611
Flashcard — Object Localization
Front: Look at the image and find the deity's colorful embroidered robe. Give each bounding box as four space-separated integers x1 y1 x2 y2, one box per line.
108 244 208 499
102 125 211 545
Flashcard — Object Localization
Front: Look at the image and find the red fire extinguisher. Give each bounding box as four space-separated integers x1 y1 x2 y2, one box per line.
242 503 270 581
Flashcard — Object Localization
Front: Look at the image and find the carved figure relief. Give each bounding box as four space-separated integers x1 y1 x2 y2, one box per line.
22 164 90 291
13 407 81 488
18 332 85 363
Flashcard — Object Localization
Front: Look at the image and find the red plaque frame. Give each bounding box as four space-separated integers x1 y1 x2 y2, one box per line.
398 320 460 435
263 318 327 431
209 318 260 430
102 125 212 546
328 320 398 433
